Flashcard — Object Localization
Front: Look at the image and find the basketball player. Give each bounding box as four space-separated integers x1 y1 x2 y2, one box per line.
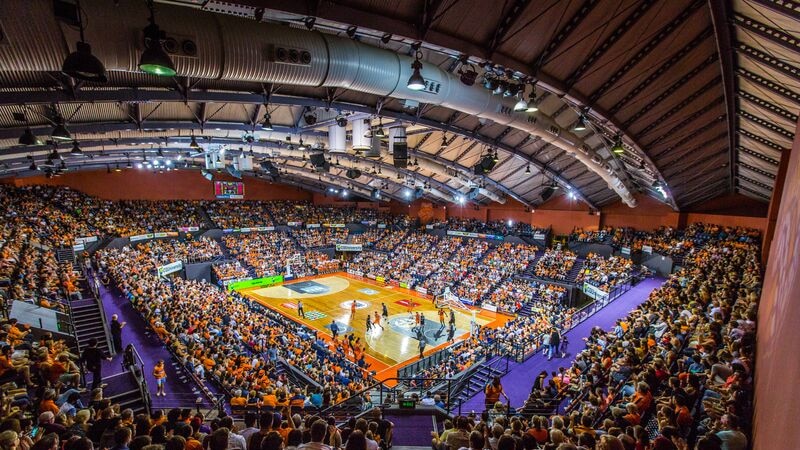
414 312 421 331
449 309 456 327
438 309 446 327
365 314 373 332
382 303 388 320
351 300 357 316
420 313 426 330
297 300 305 318
374 311 384 330
447 323 456 342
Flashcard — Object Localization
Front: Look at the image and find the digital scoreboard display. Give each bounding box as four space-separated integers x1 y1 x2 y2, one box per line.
214 181 244 199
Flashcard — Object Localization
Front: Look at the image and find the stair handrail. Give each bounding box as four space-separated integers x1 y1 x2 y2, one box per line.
83 267 115 355
122 343 153 415
317 376 461 420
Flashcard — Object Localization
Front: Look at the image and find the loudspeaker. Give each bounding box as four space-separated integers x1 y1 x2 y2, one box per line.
480 155 496 172
260 161 279 177
393 142 408 169
309 153 330 172
473 164 485 175
310 153 326 167
413 187 424 199
540 186 555 202
226 165 242 179
466 188 479 200
346 169 362 179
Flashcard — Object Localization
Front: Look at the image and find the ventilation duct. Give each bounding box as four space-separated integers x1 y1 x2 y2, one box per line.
0 0 635 207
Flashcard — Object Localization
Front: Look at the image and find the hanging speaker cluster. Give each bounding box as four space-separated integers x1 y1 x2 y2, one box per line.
346 168 362 179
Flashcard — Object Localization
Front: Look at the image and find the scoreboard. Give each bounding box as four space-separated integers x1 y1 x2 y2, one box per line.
214 181 244 199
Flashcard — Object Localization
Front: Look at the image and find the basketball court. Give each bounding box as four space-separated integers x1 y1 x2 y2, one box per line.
237 273 512 380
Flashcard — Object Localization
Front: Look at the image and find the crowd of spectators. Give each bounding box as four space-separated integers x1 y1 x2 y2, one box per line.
348 229 387 247
422 239 489 296
453 243 537 305
266 202 401 226
488 279 566 314
222 232 301 278
134 237 221 266
533 249 578 281
432 217 548 237
518 239 760 450
212 261 251 282
203 200 275 229
372 229 407 252
575 254 636 293
290 228 350 249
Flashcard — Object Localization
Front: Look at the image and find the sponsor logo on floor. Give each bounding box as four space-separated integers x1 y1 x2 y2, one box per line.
281 302 297 309
285 280 330 294
358 288 379 295
304 310 327 320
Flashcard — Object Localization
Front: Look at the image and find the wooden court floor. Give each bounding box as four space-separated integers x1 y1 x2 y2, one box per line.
238 273 512 380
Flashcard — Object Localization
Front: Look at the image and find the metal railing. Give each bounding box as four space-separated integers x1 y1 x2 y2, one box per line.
122 343 152 416
397 341 463 378
82 266 115 354
315 377 458 424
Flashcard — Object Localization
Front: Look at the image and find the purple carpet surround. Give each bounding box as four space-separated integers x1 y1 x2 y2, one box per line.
457 276 665 414
97 284 219 409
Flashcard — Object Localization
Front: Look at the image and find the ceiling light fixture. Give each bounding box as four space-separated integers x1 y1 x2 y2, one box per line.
138 0 177 77
62 0 107 82
262 109 273 131
574 113 588 132
70 140 84 156
51 120 72 142
407 49 426 91
525 165 531 174
375 119 385 137
189 134 200 149
526 84 539 112
611 135 625 155
18 127 41 146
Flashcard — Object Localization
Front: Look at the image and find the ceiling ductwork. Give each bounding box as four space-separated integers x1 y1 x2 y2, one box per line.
0 0 636 207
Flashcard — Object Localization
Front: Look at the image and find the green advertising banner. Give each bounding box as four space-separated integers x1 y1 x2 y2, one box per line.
227 275 284 291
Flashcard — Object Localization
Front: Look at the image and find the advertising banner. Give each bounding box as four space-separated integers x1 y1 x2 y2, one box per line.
306 224 321 229
446 230 504 241
324 223 347 228
533 232 546 240
227 275 284 291
157 261 183 277
642 245 653 254
287 222 302 227
178 227 200 232
335 243 363 252
582 282 609 300
415 286 428 295
74 236 98 245
621 247 631 255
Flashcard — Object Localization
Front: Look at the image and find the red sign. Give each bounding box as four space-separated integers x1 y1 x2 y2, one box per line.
281 302 297 309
